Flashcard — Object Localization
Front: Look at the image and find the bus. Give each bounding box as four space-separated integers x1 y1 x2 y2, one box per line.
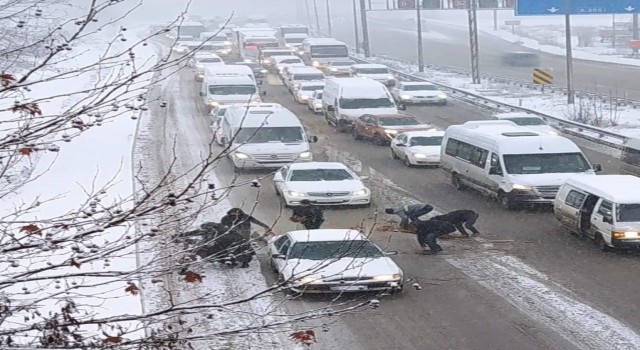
301 38 349 68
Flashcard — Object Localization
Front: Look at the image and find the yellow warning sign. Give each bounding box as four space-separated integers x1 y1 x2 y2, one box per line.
533 68 553 85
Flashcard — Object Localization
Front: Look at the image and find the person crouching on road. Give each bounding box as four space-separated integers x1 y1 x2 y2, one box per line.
414 219 457 255
220 208 271 268
291 199 324 230
430 209 480 237
385 203 434 229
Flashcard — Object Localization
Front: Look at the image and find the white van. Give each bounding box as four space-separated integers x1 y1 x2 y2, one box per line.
200 75 264 112
554 175 640 251
350 64 396 86
322 77 405 132
221 104 318 169
283 33 308 48
283 66 325 91
441 121 601 209
205 65 256 82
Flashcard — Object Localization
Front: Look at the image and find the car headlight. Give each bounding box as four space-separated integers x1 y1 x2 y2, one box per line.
384 129 398 135
613 231 639 239
300 95 309 100
373 273 402 281
298 50 305 55
260 69 268 73
353 188 368 196
437 94 447 99
412 153 427 159
312 61 320 67
216 129 223 136
234 152 249 159
287 190 306 197
224 41 232 45
314 102 322 107
208 101 220 107
293 84 300 89
244 59 252 63
285 44 292 48
263 59 272 64
387 75 395 80
400 94 412 100
512 184 532 191
330 67 338 72
298 151 311 159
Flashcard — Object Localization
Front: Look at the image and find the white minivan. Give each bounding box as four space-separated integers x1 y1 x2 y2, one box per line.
322 77 405 132
554 175 640 251
441 120 601 209
220 104 318 169
200 75 264 112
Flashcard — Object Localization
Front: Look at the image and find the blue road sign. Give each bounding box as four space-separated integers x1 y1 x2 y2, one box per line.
515 0 640 16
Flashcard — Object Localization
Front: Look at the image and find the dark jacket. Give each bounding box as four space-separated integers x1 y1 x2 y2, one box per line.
392 204 434 219
414 219 457 236
220 213 270 240
430 210 478 225
292 205 324 225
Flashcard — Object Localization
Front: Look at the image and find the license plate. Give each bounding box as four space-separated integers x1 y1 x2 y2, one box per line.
331 285 367 292
316 199 343 203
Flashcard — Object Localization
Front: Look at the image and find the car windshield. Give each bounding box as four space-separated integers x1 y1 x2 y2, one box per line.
404 85 438 91
504 117 547 126
301 85 324 91
315 92 323 99
199 57 222 63
288 240 384 260
208 85 257 95
286 38 305 43
294 74 324 81
410 136 443 146
339 98 394 109
235 127 304 143
310 45 348 57
237 63 259 69
217 108 227 116
331 61 354 66
281 59 302 64
378 117 420 126
289 168 353 181
356 68 389 74
503 153 591 174
617 204 640 222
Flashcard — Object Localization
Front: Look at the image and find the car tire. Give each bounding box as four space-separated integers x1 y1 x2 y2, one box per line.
274 185 281 196
452 173 464 190
337 123 350 133
352 127 363 140
391 149 399 160
440 101 448 106
498 191 515 210
404 156 413 168
325 114 332 126
374 134 388 146
595 234 611 252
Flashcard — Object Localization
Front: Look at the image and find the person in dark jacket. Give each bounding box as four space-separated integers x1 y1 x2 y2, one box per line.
414 219 457 254
429 210 480 236
292 199 324 229
220 208 271 268
385 203 434 229
177 221 242 268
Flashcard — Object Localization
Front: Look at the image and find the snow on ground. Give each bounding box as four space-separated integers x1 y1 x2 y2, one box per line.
0 26 158 344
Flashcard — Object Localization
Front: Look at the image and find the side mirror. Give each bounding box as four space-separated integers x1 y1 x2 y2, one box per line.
327 105 335 112
260 91 267 96
593 164 602 172
489 166 502 175
271 254 286 259
257 80 264 85
384 250 399 256
273 173 284 182
396 143 406 147
199 92 204 97
397 104 407 111
603 216 613 224
309 135 318 143
360 175 370 181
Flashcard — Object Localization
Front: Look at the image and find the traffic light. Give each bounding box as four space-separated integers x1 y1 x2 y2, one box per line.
397 0 416 10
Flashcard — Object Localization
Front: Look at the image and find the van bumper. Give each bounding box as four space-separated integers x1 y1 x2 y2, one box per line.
611 238 640 249
232 158 311 169
508 193 554 205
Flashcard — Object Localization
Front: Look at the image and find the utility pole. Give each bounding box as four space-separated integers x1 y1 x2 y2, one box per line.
359 0 371 57
417 0 424 72
353 0 360 53
325 0 333 37
312 0 321 34
634 14 639 56
304 0 312 30
467 0 480 84
565 13 575 104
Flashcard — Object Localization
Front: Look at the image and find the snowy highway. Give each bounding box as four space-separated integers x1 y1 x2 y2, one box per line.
141 59 640 349
330 12 640 99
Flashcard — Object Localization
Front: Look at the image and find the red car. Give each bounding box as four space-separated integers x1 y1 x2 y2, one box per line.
351 114 432 145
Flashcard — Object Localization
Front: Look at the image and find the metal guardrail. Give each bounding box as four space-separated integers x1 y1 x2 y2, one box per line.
350 56 630 149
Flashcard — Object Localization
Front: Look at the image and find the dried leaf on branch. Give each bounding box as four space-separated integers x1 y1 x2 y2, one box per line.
20 224 41 235
290 330 317 347
124 283 140 295
184 271 203 283
0 73 16 87
11 103 42 116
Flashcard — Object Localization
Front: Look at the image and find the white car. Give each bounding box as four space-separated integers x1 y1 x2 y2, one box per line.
273 162 371 207
210 105 230 145
390 130 444 167
350 63 396 86
307 90 323 113
293 82 325 103
391 82 448 105
272 55 305 75
268 229 403 294
324 60 356 75
191 54 225 81
492 112 558 135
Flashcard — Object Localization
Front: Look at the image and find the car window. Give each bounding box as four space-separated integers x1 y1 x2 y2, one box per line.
597 200 613 219
274 235 291 252
396 134 406 143
565 190 586 209
359 115 370 123
289 169 353 181
490 153 503 175
280 239 292 255
280 166 288 179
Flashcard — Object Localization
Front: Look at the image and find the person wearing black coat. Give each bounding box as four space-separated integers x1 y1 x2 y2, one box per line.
414 219 457 254
429 209 480 236
292 199 324 229
220 208 271 268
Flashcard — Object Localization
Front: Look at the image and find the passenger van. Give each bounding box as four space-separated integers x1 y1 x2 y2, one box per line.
283 66 325 91
301 38 349 68
200 74 264 112
220 104 318 169
554 175 640 251
322 77 405 132
441 121 601 209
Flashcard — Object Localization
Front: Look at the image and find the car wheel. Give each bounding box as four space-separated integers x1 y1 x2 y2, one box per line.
374 134 388 146
404 156 413 168
337 124 350 133
452 173 464 190
270 259 278 272
595 234 611 252
274 184 281 196
391 149 399 160
325 114 332 126
352 127 363 140
440 101 448 106
498 191 515 210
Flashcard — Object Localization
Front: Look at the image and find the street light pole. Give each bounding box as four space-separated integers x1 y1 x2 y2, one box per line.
312 0 321 34
359 0 371 57
565 13 575 104
304 0 312 29
353 0 361 53
467 0 480 84
417 0 424 72
325 0 333 37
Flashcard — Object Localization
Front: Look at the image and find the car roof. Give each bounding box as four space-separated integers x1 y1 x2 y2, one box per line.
400 130 445 137
564 175 640 204
288 162 350 170
352 63 387 69
287 229 366 243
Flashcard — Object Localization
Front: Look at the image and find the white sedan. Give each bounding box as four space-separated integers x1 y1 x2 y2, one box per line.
391 82 448 105
293 82 325 103
273 162 371 207
390 130 444 167
269 229 403 294
492 112 559 135
307 90 323 113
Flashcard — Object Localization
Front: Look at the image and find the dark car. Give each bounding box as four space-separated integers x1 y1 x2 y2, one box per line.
501 51 541 67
